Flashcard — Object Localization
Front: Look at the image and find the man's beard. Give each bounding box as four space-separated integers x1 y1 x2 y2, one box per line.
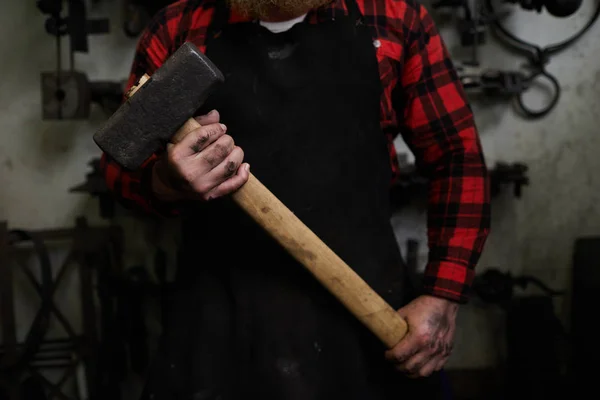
227 0 331 19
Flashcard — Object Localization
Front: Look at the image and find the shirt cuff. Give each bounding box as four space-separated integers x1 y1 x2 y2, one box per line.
421 261 476 304
140 158 182 218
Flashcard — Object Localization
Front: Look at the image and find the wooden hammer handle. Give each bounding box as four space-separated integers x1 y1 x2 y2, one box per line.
232 174 408 348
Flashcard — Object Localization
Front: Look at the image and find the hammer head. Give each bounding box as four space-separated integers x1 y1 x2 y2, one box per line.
93 42 224 170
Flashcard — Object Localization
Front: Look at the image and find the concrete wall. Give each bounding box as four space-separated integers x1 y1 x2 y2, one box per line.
1 0 599 381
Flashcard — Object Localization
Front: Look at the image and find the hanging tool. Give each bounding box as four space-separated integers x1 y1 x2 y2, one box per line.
37 0 113 119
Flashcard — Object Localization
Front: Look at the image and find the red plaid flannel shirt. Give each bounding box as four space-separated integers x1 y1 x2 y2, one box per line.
100 0 491 303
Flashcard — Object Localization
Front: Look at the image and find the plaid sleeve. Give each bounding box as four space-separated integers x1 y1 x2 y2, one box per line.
100 7 184 218
396 3 491 303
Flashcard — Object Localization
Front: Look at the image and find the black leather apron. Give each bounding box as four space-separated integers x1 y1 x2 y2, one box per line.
141 1 444 398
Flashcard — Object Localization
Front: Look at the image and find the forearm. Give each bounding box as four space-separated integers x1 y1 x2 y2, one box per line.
100 152 181 217
394 1 491 302
422 139 490 303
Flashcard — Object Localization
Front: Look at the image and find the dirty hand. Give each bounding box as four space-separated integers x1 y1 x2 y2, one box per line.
152 110 250 202
385 295 458 378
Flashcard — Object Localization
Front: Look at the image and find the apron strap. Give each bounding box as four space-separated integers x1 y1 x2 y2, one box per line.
206 0 230 43
344 0 365 24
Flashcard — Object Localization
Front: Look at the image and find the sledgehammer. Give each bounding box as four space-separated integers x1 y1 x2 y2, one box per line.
93 42 408 348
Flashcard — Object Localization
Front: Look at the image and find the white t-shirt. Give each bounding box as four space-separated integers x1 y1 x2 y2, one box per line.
259 14 308 33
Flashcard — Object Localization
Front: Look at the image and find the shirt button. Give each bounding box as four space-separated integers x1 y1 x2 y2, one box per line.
373 39 381 48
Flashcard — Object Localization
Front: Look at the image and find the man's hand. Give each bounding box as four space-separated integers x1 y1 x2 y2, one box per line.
385 295 458 378
152 109 250 202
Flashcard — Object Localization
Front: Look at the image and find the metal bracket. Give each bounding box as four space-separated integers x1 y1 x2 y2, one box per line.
69 158 116 219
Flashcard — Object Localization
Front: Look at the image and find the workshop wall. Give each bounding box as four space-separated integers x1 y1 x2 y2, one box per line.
0 0 167 265
1 0 599 375
0 1 129 229
0 2 161 395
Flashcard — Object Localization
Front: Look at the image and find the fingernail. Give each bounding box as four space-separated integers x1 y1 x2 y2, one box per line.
245 164 250 172
200 110 216 118
220 123 227 131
